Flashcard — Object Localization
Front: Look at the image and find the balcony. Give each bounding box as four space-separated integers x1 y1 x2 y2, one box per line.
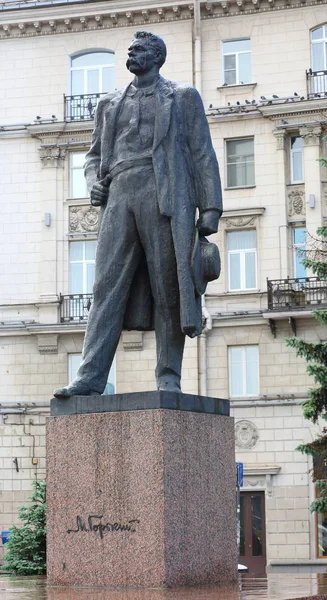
59 294 92 322
64 93 107 122
306 69 327 99
267 277 327 312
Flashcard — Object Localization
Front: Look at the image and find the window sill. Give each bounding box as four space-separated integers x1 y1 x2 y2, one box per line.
224 186 256 190
217 83 257 91
289 181 305 186
225 289 261 295
66 197 90 205
230 396 260 401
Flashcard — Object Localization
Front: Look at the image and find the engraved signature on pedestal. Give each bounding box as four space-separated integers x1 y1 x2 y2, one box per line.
67 515 140 539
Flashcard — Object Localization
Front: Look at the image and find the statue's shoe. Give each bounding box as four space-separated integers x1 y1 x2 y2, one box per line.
53 383 101 399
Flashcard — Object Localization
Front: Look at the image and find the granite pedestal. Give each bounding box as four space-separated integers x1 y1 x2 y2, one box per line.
47 391 237 589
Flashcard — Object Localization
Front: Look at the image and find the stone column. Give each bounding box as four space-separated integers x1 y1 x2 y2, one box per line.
274 130 289 278
299 124 323 237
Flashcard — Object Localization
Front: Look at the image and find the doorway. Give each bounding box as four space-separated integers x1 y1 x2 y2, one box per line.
240 491 266 573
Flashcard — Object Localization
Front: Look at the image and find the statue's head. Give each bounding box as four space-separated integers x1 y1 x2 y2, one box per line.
126 31 167 75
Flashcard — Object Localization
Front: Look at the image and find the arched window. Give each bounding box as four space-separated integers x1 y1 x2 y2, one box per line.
66 51 115 121
310 26 327 96
71 51 115 95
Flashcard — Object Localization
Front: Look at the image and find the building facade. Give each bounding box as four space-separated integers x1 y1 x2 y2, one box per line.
1 0 327 572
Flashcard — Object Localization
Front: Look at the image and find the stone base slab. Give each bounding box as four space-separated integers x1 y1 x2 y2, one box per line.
46 396 237 588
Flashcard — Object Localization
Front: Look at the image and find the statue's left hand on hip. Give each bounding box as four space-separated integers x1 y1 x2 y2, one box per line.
197 209 220 237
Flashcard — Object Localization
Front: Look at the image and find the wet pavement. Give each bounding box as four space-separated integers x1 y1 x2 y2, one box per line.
1 573 327 600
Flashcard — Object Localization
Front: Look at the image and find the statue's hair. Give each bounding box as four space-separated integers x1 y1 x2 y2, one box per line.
134 31 167 67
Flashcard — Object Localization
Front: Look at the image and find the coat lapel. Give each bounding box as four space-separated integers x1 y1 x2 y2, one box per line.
153 77 174 150
103 84 130 158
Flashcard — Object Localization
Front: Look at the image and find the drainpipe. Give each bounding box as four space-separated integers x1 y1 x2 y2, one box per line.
193 0 202 93
198 295 212 396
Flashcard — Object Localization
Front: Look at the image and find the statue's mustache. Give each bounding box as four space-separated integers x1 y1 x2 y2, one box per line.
126 57 145 69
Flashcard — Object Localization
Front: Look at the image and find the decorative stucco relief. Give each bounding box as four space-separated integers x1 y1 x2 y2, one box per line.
224 216 256 229
69 205 99 233
288 188 305 218
235 420 259 449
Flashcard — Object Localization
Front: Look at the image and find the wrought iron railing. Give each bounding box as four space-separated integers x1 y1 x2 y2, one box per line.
306 69 327 99
60 294 93 322
267 277 327 311
64 93 107 122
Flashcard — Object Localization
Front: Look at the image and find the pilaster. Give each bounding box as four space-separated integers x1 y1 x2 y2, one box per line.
299 125 323 237
273 130 289 278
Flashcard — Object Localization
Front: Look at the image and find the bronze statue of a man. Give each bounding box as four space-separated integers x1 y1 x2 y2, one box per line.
54 31 222 398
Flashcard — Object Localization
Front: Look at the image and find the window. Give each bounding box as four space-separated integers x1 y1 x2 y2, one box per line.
70 152 88 198
69 353 115 395
293 227 306 278
69 240 96 294
70 51 115 96
290 137 304 183
311 26 327 95
311 25 327 71
226 138 255 188
228 346 259 397
227 230 257 291
222 39 252 86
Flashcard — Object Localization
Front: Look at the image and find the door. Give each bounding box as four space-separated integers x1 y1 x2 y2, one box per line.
240 491 266 573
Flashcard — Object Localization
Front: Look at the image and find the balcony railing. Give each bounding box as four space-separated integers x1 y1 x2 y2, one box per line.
267 277 327 311
64 93 107 122
60 294 93 322
306 69 327 99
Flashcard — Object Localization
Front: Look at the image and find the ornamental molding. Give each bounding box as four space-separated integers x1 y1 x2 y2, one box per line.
235 420 259 449
274 130 286 151
288 187 305 219
241 464 281 496
1 0 327 40
299 124 322 146
122 331 144 351
224 216 256 228
38 145 67 167
36 334 58 354
69 205 99 233
222 207 265 229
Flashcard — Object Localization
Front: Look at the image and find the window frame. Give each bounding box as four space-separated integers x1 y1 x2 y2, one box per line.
225 137 255 189
292 227 307 279
69 240 97 295
228 345 259 398
68 353 116 394
311 25 327 72
290 136 304 184
70 50 115 96
69 151 88 199
222 38 252 86
227 229 257 292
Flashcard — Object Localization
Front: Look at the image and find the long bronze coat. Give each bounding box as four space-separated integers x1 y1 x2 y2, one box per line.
85 76 222 338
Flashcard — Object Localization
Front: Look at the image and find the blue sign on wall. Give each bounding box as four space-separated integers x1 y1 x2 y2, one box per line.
236 462 244 488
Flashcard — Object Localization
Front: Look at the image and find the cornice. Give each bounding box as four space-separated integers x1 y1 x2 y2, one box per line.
1 0 327 40
260 99 327 119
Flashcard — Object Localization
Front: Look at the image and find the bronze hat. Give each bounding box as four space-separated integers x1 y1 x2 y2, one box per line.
192 230 221 296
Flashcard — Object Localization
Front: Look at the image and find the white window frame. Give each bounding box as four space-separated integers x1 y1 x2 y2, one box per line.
225 137 255 189
227 230 257 292
69 240 96 295
70 51 115 96
292 227 307 279
68 353 116 394
69 152 88 199
222 38 251 86
228 345 259 398
311 25 327 72
290 137 304 184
